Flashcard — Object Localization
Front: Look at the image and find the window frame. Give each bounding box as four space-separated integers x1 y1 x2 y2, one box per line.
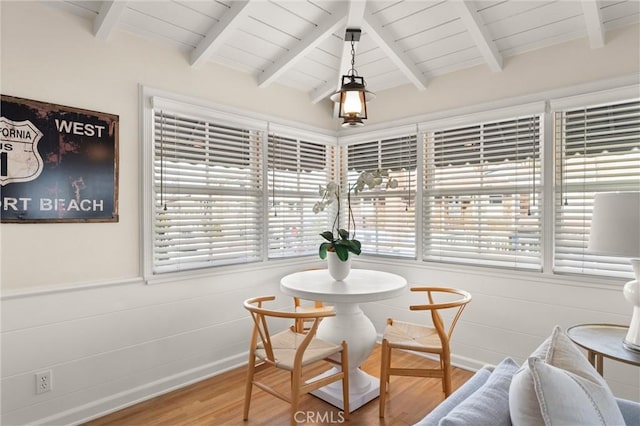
552 96 640 279
420 109 545 271
344 134 419 259
141 82 639 286
266 124 336 259
141 88 336 282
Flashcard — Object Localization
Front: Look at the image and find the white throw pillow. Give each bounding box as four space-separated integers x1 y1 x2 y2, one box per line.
509 326 625 426
527 358 626 425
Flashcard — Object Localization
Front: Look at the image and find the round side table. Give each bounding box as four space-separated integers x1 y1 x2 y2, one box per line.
567 324 640 376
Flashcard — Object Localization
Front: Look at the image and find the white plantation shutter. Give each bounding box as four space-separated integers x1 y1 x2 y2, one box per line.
152 109 263 273
554 99 640 278
423 115 542 269
268 134 331 258
347 135 417 258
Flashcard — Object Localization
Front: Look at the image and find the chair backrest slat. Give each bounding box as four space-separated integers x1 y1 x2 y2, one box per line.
410 287 472 341
244 295 336 366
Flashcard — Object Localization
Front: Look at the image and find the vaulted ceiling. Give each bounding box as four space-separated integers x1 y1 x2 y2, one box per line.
52 0 639 104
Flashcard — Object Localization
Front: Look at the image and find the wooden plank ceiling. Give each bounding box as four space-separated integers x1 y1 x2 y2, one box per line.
52 0 639 103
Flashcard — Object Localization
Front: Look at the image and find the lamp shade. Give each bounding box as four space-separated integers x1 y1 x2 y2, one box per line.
588 192 640 258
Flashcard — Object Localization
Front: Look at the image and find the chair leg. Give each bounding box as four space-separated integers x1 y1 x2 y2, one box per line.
243 354 256 421
291 369 301 426
379 339 390 418
440 357 446 394
341 341 350 420
443 357 452 397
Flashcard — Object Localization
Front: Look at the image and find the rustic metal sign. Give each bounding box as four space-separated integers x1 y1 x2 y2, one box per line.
0 95 119 222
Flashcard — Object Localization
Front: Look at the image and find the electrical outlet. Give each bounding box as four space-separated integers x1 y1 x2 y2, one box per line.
35 370 52 394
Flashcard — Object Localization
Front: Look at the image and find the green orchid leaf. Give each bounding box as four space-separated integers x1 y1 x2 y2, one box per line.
320 231 335 242
319 242 331 259
341 239 361 255
338 228 350 240
334 244 349 261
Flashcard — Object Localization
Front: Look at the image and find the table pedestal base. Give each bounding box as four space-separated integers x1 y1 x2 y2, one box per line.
309 302 380 412
308 367 379 412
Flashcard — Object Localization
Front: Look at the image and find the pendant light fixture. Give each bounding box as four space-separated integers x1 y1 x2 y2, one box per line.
330 28 375 127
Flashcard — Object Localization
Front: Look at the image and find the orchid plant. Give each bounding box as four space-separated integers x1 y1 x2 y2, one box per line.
313 170 398 261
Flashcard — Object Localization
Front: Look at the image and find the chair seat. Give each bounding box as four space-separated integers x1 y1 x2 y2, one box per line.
383 320 442 351
256 328 342 370
295 305 333 314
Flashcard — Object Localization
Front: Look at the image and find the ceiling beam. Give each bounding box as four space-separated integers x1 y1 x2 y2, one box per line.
363 7 428 91
453 1 503 72
310 1 366 105
258 7 347 88
581 0 605 48
310 79 338 105
190 0 251 68
337 1 368 80
94 1 127 41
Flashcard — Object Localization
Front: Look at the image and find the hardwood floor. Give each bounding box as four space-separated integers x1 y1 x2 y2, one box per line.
84 345 473 426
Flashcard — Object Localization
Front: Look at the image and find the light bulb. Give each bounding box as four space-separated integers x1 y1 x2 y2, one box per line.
343 91 363 115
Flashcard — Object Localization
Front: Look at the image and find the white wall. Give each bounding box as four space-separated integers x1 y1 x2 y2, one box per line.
1 2 638 425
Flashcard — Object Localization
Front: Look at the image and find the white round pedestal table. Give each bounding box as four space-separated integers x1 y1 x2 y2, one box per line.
280 269 407 412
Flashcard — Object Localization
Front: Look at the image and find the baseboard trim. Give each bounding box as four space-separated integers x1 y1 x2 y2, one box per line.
34 352 248 426
28 340 485 425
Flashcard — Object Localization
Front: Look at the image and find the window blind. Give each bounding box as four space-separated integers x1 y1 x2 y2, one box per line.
554 100 640 278
268 134 330 258
423 116 542 269
347 135 417 258
152 109 263 273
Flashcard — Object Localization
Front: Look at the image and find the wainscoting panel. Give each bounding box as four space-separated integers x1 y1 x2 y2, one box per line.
3 260 639 425
0 264 299 425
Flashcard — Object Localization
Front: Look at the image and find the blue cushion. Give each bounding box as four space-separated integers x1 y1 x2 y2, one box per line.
415 367 492 426
437 357 519 426
617 398 640 425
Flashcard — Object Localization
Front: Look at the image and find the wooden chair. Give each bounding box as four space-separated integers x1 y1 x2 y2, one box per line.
379 287 472 418
292 268 332 334
293 297 333 333
243 296 349 426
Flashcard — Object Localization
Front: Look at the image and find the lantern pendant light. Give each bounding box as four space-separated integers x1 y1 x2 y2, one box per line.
330 28 375 127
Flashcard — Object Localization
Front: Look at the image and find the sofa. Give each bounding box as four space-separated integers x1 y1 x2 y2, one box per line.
416 327 640 426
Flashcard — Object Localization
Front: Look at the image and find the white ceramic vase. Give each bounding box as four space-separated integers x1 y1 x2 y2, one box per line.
327 251 351 281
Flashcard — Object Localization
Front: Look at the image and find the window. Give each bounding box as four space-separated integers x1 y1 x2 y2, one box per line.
554 99 640 278
151 107 263 274
423 115 542 270
347 135 418 258
268 133 333 258
143 85 639 282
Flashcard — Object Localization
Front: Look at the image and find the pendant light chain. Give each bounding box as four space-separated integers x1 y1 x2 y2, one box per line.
350 38 356 76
